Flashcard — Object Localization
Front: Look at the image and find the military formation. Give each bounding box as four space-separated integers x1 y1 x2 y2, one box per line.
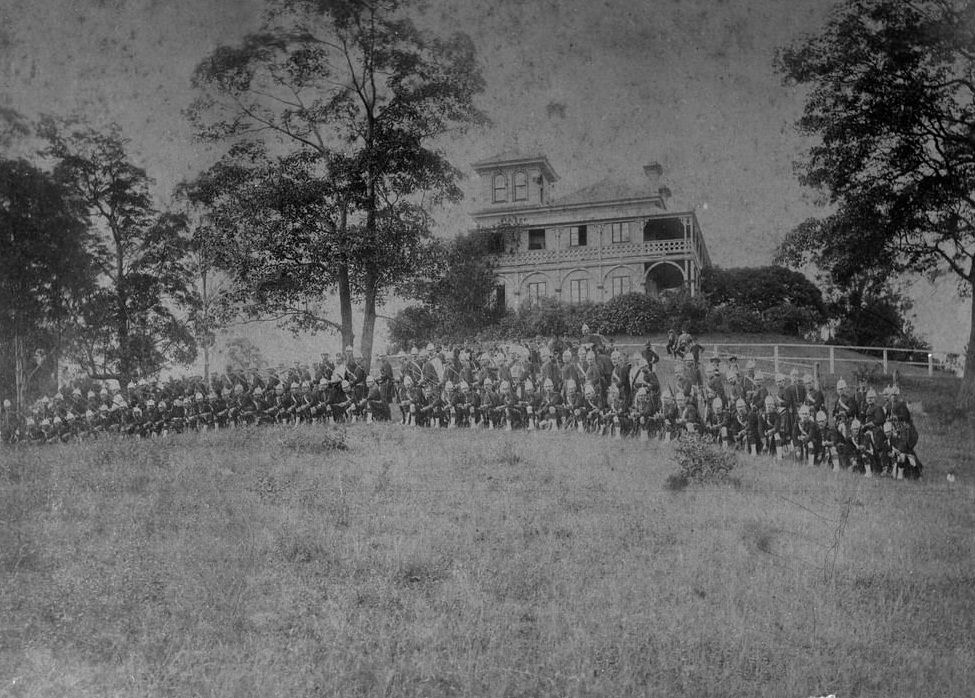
0 330 922 479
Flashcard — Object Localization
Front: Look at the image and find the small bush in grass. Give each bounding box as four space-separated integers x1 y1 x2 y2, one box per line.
669 434 737 487
499 441 522 467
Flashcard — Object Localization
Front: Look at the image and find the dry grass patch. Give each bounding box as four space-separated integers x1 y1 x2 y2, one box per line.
0 419 973 696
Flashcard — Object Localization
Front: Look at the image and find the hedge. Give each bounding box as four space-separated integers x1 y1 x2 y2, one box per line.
389 291 824 349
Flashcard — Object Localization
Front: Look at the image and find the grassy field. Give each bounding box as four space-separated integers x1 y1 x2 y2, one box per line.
2 404 974 697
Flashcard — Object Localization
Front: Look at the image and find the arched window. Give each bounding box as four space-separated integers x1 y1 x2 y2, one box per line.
513 171 528 201
493 173 507 203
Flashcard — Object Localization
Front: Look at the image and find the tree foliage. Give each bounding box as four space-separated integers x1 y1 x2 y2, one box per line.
188 0 487 367
41 119 197 381
0 157 94 405
701 266 826 317
405 231 505 333
775 0 975 405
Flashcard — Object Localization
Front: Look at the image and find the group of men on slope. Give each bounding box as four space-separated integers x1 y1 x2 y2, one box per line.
0 331 922 479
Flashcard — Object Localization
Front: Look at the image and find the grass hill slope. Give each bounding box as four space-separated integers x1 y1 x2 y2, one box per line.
1 418 973 697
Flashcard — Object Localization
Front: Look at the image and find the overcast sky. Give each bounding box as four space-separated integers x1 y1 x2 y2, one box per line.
0 0 965 356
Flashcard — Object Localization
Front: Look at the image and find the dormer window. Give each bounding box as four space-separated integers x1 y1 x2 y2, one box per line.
493 173 507 203
513 171 528 201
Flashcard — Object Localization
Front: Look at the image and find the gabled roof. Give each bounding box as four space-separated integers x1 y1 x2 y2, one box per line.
550 177 666 208
471 151 559 181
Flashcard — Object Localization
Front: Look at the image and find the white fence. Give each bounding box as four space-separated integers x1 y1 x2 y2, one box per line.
613 341 958 384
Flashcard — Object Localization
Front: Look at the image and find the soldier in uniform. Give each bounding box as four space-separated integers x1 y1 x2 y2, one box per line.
480 378 503 429
730 398 759 455
706 365 727 405
610 350 632 408
642 342 660 371
759 395 781 457
377 353 395 405
792 405 821 465
404 348 423 388
537 347 561 396
337 381 359 422
703 396 726 445
676 355 699 400
539 378 562 430
361 375 390 422
665 328 678 358
659 393 680 441
887 414 921 479
742 360 760 401
818 410 844 470
602 384 626 437
803 374 825 415
521 380 540 430
785 369 806 412
443 381 463 427
422 347 445 392
832 378 857 423
884 386 912 425
630 386 656 439
580 382 603 432
1 399 17 444
397 375 419 426
500 380 523 430
559 379 581 431
584 351 605 400
560 350 584 397
676 393 701 435
461 380 481 428
848 418 872 475
725 355 740 382
207 389 225 428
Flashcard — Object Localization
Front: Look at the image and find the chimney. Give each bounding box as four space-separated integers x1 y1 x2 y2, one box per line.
643 162 663 180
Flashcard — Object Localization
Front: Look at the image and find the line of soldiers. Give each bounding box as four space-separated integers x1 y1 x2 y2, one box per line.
0 348 389 445
0 339 922 479
390 344 921 480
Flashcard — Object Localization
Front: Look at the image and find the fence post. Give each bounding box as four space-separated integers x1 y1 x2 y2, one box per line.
928 353 934 377
882 348 888 374
814 362 821 391
828 345 835 375
773 345 780 374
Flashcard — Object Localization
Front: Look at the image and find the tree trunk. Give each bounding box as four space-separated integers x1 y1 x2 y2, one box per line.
360 272 378 373
14 332 25 414
116 249 130 384
337 262 354 351
956 288 975 411
337 205 354 351
201 266 209 383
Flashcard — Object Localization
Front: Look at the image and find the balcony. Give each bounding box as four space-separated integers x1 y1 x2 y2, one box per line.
492 238 692 268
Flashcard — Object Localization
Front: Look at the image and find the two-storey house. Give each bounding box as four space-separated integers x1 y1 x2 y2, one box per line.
470 152 711 309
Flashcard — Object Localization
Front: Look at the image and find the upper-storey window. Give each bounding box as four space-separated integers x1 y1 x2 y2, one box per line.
569 225 587 247
513 171 528 201
528 229 546 250
610 221 630 244
493 173 507 203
